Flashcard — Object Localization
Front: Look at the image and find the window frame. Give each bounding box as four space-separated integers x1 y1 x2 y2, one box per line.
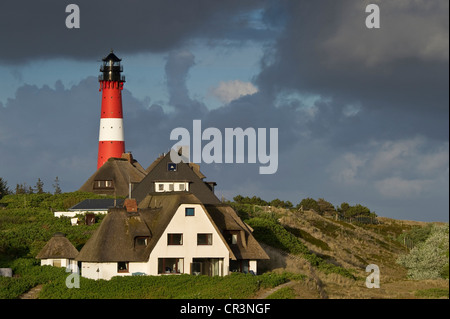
117 261 129 273
197 233 213 245
158 258 184 274
167 233 183 245
167 163 177 171
185 207 195 216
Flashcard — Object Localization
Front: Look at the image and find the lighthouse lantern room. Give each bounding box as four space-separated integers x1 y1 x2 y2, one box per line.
97 50 126 169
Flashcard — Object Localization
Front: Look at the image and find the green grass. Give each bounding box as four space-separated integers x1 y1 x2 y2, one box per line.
0 258 293 299
266 286 296 299
414 288 449 299
39 272 290 299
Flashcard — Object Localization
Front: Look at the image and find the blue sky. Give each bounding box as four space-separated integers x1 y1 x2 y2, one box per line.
0 1 448 222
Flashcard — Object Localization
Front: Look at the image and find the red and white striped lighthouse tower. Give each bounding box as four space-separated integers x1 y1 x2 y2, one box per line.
97 50 126 169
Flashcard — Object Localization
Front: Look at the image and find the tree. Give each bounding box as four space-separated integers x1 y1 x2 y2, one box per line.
337 202 350 216
297 198 320 212
317 198 335 214
344 204 371 218
35 178 44 194
0 177 10 199
15 183 26 194
53 176 62 194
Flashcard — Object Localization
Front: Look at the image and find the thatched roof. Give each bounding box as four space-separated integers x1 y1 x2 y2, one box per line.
76 193 269 263
36 233 79 259
205 205 270 260
79 154 147 197
132 152 220 204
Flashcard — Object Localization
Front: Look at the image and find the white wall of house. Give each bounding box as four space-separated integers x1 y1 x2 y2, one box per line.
80 262 149 280
147 204 230 276
40 258 76 269
54 210 108 218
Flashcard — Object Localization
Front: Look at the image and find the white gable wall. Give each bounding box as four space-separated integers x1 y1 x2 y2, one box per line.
147 204 230 276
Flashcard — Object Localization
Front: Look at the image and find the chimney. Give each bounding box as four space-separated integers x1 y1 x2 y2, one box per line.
121 152 134 163
124 198 138 213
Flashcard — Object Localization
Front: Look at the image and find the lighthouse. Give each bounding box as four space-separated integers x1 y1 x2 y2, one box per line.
97 50 126 169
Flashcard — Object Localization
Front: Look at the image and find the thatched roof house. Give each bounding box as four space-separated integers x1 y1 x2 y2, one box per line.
36 233 79 268
76 193 268 279
132 152 220 204
79 152 146 197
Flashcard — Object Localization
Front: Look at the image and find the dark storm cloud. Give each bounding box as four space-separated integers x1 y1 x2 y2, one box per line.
256 0 449 143
0 1 448 221
0 0 266 64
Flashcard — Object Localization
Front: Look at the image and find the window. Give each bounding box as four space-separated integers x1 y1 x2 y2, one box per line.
225 231 238 245
178 183 185 191
93 180 114 189
135 236 149 247
185 207 195 216
197 233 212 245
168 183 174 191
232 234 237 244
168 163 177 171
230 260 249 273
117 262 129 273
158 183 164 191
158 258 183 274
167 233 183 245
52 259 62 267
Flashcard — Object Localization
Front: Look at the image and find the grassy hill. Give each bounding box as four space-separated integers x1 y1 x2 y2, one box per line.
232 202 448 299
0 192 448 299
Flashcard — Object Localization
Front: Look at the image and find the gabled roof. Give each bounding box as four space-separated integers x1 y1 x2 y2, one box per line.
205 205 269 260
69 199 124 211
36 233 79 259
76 193 269 263
79 155 147 196
132 153 219 204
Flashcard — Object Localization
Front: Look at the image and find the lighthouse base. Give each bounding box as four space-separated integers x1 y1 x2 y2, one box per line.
97 141 125 169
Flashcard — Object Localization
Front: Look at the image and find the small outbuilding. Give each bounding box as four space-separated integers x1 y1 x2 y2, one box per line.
36 233 79 268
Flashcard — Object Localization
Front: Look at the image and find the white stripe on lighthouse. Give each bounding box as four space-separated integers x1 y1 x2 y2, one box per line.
98 118 124 141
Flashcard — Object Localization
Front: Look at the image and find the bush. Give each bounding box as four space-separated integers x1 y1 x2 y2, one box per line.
397 224 449 279
38 272 291 299
0 258 67 299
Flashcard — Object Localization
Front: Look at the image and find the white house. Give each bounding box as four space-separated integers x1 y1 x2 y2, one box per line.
36 233 79 269
76 194 268 280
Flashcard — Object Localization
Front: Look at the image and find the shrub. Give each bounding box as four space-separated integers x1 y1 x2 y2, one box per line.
397 224 449 279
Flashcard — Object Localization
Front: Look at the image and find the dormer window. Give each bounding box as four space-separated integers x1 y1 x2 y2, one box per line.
94 180 114 189
225 231 239 245
155 182 189 192
135 236 149 247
